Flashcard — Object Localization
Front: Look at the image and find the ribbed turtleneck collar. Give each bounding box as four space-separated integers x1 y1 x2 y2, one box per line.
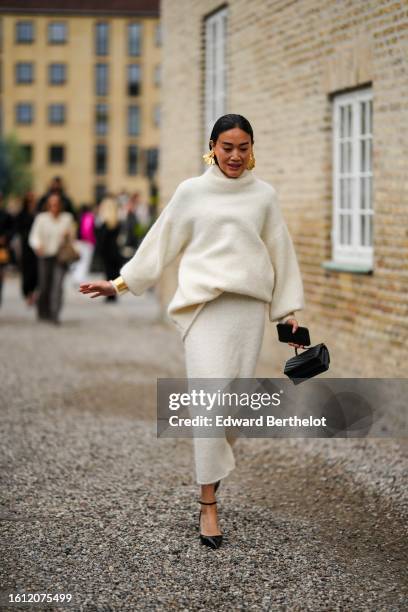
203 163 256 190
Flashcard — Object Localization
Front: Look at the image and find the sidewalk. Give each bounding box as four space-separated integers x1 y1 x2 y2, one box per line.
1 274 407 611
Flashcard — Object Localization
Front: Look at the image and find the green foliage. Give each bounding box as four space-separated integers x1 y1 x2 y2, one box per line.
0 133 33 201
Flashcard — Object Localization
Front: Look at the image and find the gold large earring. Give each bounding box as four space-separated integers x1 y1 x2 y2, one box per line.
247 151 256 170
203 148 215 165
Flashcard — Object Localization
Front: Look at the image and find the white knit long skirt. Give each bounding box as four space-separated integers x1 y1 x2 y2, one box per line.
183 291 266 484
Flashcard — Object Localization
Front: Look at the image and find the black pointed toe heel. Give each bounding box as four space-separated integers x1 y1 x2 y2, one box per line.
198 500 223 550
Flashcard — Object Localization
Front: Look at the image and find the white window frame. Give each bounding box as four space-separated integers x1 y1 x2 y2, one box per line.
332 88 374 268
204 7 228 143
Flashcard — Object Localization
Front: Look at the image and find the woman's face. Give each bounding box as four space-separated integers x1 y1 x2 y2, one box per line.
47 194 62 217
212 128 252 178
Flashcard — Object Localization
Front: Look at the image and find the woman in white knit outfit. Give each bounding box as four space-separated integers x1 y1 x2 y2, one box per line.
80 115 305 549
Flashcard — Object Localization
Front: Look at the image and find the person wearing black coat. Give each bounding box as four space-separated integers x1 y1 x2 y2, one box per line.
14 191 38 304
0 203 14 306
95 196 122 302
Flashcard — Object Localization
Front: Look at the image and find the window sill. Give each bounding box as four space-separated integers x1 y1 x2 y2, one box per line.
321 260 373 274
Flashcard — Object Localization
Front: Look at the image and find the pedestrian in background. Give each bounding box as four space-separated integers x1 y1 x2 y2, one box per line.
95 195 122 302
118 192 142 263
29 192 76 324
37 176 76 220
71 204 96 286
0 194 14 307
14 191 38 306
80 114 305 549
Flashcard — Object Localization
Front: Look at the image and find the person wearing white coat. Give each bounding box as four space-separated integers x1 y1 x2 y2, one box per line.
80 114 306 549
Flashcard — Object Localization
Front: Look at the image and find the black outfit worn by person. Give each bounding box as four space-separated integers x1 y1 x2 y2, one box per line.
14 206 38 299
37 257 66 322
0 208 14 306
119 209 141 263
95 222 122 301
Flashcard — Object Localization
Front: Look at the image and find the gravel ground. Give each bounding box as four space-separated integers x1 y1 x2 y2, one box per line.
0 273 407 611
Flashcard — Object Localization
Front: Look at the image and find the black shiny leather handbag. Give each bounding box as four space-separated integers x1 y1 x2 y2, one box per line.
284 343 330 385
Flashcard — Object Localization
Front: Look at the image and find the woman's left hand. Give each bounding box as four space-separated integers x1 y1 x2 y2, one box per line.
285 318 305 349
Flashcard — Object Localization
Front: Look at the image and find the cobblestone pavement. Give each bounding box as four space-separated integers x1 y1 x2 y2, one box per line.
1 273 407 611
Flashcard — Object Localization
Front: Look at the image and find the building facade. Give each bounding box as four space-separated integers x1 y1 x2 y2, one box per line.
160 0 408 377
0 0 160 204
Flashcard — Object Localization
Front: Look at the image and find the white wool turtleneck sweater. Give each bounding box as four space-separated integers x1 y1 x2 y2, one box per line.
120 163 305 339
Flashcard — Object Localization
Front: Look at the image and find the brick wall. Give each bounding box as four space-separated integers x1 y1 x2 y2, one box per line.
159 0 408 377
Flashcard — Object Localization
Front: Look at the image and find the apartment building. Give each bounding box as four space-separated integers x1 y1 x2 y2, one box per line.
0 0 160 204
159 0 408 377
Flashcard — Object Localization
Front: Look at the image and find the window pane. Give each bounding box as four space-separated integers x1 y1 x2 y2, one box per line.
340 214 352 246
340 106 345 138
154 64 161 86
368 214 373 246
340 214 345 245
360 139 366 172
48 22 67 44
16 62 33 84
146 148 158 178
16 103 33 124
360 213 373 247
155 23 161 46
347 141 352 173
95 184 106 204
49 145 65 164
127 145 138 175
128 23 141 56
367 176 372 210
340 142 345 173
95 144 107 175
360 177 366 210
347 104 352 137
49 63 66 85
95 64 108 96
16 21 34 43
95 22 109 56
153 105 160 127
127 106 140 136
204 9 227 141
361 214 366 246
95 103 108 135
360 101 366 135
127 64 141 96
22 144 33 163
48 104 65 124
367 138 372 172
346 177 352 209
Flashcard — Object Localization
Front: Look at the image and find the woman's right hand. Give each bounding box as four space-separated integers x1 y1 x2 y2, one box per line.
79 280 116 298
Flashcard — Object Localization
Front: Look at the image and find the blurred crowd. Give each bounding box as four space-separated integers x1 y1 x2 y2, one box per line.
0 176 155 324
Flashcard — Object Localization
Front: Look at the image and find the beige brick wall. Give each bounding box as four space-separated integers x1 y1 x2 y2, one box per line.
159 0 408 377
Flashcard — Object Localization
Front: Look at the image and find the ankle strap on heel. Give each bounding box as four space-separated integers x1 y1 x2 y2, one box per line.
198 500 217 505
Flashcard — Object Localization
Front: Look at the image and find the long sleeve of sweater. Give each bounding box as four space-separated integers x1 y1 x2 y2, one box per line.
262 195 305 324
120 183 191 295
117 165 305 337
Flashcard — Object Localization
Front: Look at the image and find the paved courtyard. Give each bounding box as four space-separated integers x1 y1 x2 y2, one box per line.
1 273 407 611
